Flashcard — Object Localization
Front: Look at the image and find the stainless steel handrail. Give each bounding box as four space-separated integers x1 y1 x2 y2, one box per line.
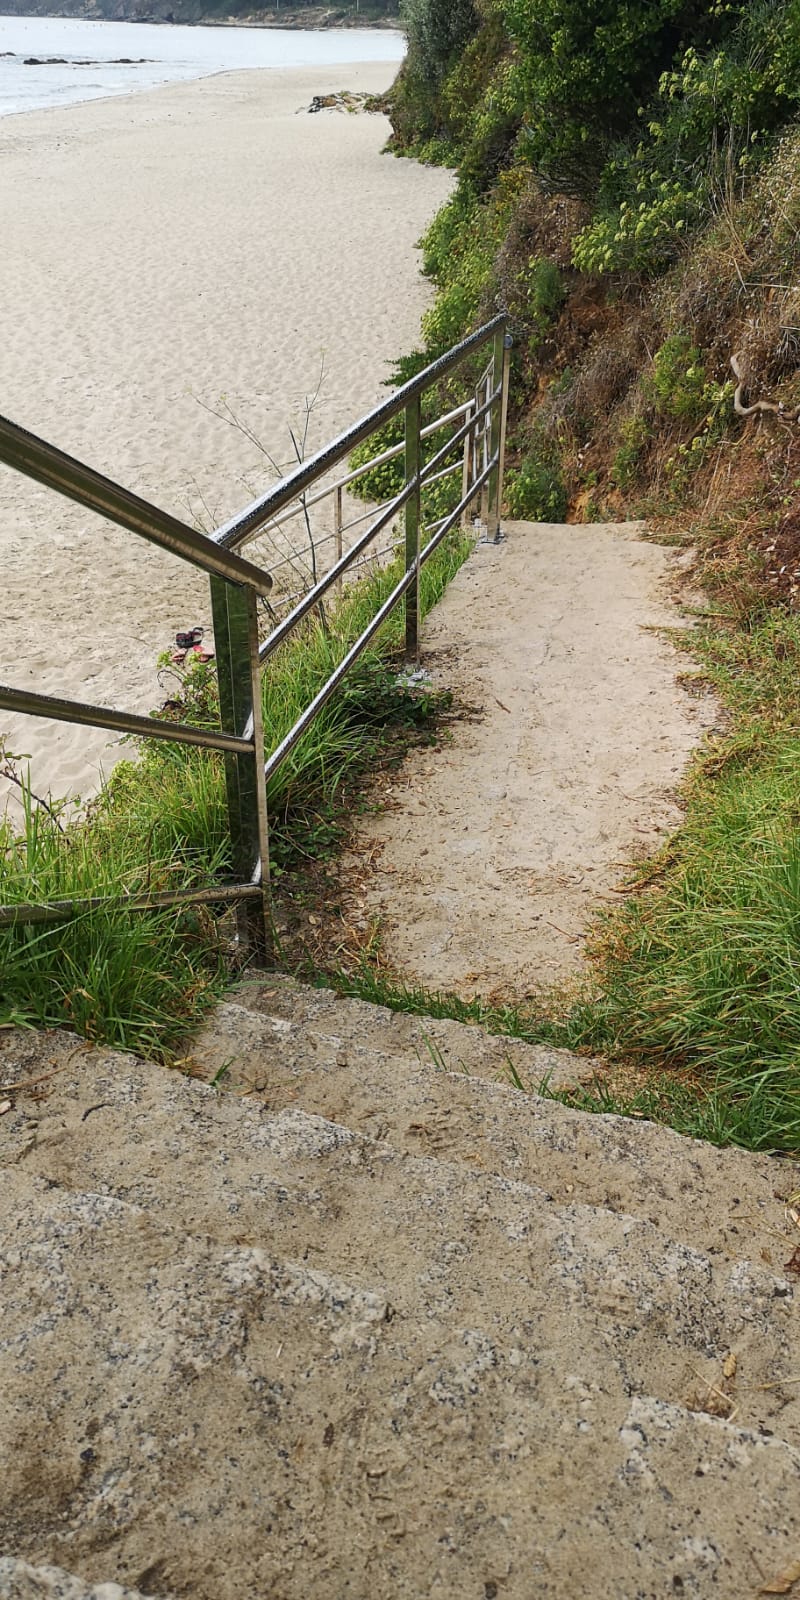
256 381 501 671
0 316 512 951
0 683 254 757
0 415 273 595
212 316 506 553
246 399 474 548
262 428 473 583
262 457 499 784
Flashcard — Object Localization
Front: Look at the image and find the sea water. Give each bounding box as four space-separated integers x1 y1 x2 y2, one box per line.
0 12 404 117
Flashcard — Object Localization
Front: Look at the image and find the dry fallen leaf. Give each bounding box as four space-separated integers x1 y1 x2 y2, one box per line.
759 1559 800 1594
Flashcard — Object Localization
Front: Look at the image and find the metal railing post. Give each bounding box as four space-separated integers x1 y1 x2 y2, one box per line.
404 393 422 660
0 315 513 939
496 328 515 521
334 484 344 591
472 386 480 509
480 369 491 533
210 577 271 961
461 399 474 530
488 325 512 542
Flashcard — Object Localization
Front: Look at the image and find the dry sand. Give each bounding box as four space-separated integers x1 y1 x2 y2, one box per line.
342 521 718 994
0 62 452 809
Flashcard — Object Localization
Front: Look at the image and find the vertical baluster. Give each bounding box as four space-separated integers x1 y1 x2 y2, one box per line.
334 484 344 594
488 323 512 543
210 577 271 961
495 330 513 538
472 383 480 504
404 394 421 661
480 369 491 533
461 399 474 530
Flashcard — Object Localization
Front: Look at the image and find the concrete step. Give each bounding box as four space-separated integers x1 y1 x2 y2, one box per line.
2 1169 800 1600
188 976 796 1268
3 1033 798 1442
0 1558 172 1600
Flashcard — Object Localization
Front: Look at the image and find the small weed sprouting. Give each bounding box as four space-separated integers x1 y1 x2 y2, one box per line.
419 1031 449 1073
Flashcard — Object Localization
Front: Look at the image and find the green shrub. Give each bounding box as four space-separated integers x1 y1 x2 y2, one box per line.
390 0 480 150
504 0 752 195
572 176 698 276
573 3 800 274
506 439 568 521
648 334 709 422
611 413 652 488
421 187 478 280
443 16 515 185
507 255 566 354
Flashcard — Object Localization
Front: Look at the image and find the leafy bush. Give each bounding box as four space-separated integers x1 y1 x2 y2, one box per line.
504 0 749 195
391 0 480 149
442 15 516 186
573 2 800 273
648 333 709 422
506 438 568 521
505 255 566 354
572 176 698 276
611 413 652 488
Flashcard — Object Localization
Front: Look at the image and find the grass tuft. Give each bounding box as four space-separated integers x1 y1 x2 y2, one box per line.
0 532 473 1061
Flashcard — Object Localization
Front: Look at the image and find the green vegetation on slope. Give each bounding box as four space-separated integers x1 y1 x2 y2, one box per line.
0 533 471 1060
346 0 800 1151
388 0 800 506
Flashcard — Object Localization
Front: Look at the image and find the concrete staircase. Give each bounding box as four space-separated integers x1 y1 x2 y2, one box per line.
1 978 799 1599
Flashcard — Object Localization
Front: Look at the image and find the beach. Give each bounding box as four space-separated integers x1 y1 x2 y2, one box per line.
0 58 452 808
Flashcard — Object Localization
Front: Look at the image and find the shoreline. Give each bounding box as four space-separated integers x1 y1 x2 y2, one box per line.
0 62 450 811
0 16 405 121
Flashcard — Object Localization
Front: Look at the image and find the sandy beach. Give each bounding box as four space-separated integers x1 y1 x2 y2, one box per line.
0 60 452 809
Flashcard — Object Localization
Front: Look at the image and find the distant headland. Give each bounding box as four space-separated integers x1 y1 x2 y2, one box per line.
0 1 401 26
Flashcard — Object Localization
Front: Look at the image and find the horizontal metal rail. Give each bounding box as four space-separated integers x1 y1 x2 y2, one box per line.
213 316 506 553
337 457 463 537
0 315 510 947
257 476 417 668
0 877 262 930
265 455 467 585
247 399 474 546
0 414 273 596
262 452 497 783
422 386 499 483
270 540 401 613
0 683 254 757
256 384 499 671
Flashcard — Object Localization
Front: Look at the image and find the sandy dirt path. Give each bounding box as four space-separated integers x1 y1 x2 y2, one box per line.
0 62 451 808
345 520 717 996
